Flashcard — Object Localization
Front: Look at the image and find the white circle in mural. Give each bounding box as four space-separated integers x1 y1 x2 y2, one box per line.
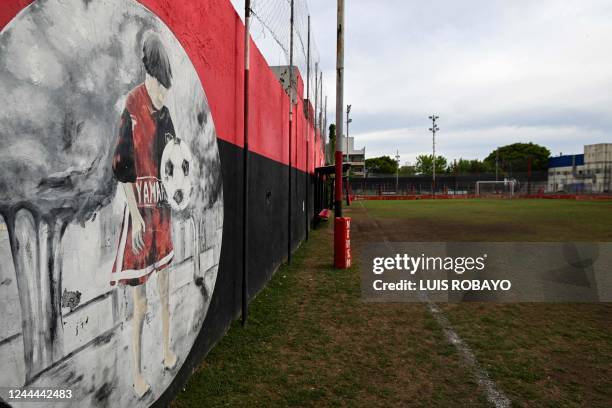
0 0 223 406
162 138 195 212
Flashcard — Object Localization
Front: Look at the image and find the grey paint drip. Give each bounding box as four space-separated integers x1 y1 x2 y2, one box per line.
1 206 68 383
3 207 38 382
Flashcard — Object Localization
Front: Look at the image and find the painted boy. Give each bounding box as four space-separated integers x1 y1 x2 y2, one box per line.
111 34 177 397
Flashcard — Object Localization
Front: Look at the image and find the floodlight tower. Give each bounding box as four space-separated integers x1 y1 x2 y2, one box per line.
428 115 439 195
345 104 352 205
346 104 352 162
395 150 400 194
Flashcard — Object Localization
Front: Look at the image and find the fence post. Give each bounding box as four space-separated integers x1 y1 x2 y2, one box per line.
305 15 310 241
242 0 252 325
287 0 295 264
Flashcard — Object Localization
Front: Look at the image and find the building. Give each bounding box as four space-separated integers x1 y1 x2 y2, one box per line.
548 143 612 193
342 136 366 176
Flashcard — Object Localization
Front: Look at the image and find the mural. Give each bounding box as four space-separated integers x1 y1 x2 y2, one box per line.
0 0 223 406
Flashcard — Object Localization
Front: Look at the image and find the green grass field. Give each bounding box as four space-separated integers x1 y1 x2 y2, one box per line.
173 199 612 407
358 199 612 241
354 199 612 406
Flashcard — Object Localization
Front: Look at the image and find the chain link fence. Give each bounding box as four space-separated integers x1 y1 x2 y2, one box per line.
234 0 328 146
349 172 549 196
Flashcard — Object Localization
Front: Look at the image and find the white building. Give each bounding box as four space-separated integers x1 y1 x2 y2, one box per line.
548 143 612 193
342 136 366 176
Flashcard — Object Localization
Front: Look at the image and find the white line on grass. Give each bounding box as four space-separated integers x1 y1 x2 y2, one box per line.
426 302 511 408
356 201 512 408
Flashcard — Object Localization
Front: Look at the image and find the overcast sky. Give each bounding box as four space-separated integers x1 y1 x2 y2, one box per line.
231 0 612 165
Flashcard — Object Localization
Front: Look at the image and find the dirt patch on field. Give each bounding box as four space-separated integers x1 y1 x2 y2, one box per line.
348 204 533 242
374 217 531 242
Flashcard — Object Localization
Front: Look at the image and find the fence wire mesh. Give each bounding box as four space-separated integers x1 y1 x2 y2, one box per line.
349 172 550 196
249 0 327 144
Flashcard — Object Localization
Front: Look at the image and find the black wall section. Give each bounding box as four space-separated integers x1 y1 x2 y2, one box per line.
291 167 307 251
246 144 289 297
155 139 316 407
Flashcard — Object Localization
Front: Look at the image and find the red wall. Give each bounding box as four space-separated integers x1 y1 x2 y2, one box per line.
0 0 32 29
0 0 325 174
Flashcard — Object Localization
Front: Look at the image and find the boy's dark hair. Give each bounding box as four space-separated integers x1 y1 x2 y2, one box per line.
142 35 172 89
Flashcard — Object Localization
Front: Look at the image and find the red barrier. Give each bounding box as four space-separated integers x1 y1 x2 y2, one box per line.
521 194 612 200
352 194 612 201
352 194 478 200
334 217 351 269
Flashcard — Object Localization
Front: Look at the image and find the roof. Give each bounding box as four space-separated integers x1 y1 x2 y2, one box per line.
548 154 584 168
315 163 351 175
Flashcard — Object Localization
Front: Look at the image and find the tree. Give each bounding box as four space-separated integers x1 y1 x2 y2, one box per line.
399 165 416 175
365 156 398 174
415 154 448 175
448 158 490 174
484 143 550 173
328 123 336 156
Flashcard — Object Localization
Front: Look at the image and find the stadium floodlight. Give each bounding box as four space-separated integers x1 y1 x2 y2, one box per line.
395 150 400 194
346 104 352 162
428 115 439 195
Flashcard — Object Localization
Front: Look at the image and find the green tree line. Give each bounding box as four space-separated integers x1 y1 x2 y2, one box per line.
363 143 550 176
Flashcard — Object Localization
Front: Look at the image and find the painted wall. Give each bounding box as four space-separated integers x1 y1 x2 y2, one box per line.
0 0 324 407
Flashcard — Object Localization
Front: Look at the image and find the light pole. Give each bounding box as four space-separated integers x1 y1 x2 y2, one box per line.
345 104 352 205
428 115 439 195
495 149 499 181
334 0 345 218
346 104 352 162
395 150 400 194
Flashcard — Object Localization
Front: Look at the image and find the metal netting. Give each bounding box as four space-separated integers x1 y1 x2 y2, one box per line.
250 0 327 141
348 172 549 196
